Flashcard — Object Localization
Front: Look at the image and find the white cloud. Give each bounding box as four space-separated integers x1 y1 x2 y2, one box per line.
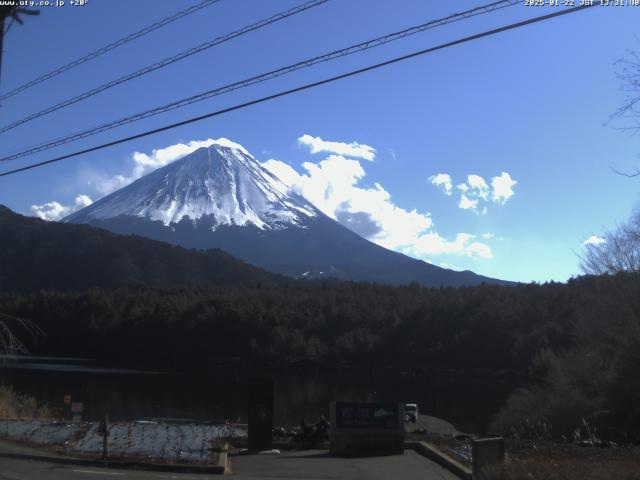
465 241 493 259
481 232 495 239
407 232 493 259
434 171 517 213
31 194 93 221
467 174 489 199
458 194 478 211
429 173 453 196
582 235 606 246
263 153 492 260
261 159 302 189
298 134 376 161
491 172 517 204
264 155 433 250
30 202 68 221
74 194 93 208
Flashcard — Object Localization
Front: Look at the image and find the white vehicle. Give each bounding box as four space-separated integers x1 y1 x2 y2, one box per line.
404 403 419 423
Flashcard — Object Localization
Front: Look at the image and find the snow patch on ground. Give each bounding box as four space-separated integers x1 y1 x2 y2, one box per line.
1 419 246 464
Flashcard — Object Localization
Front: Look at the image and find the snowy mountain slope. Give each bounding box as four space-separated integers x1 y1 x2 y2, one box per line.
65 142 510 287
66 143 319 229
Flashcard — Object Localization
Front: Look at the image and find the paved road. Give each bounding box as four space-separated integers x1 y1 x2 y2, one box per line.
0 457 213 480
405 415 458 436
228 449 459 480
0 451 459 480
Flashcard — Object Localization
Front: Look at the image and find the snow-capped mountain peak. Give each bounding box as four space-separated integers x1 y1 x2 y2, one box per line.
65 143 318 229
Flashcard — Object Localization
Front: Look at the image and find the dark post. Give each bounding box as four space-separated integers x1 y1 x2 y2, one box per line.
63 394 72 421
98 413 109 459
472 436 505 479
248 377 274 452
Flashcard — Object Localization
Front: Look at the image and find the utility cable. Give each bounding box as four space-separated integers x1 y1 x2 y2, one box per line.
0 0 518 162
0 3 597 178
0 0 223 101
0 0 330 134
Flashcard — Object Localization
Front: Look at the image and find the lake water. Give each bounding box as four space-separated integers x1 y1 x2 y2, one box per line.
0 357 517 433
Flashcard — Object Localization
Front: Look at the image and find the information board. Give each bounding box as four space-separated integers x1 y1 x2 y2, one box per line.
334 402 400 430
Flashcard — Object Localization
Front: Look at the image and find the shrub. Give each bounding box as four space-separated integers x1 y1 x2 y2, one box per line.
0 385 50 419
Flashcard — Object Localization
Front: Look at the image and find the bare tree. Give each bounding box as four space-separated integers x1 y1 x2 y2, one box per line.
0 312 43 356
580 208 640 275
610 49 640 177
613 50 640 129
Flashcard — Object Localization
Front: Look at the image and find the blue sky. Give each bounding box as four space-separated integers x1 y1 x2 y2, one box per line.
0 0 638 283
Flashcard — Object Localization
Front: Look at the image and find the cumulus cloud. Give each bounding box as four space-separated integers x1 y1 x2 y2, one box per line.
86 138 246 196
298 134 376 161
74 195 93 206
429 173 453 196
407 232 493 259
458 194 478 211
31 194 93 221
264 154 434 251
30 202 68 221
263 152 492 260
491 172 517 204
467 174 490 199
582 235 606 246
431 171 517 213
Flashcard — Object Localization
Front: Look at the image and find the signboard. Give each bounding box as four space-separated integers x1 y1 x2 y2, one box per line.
63 394 71 405
330 401 404 456
71 402 84 413
72 414 82 423
335 402 400 430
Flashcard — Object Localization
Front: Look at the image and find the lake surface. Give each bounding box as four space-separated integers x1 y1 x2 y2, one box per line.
0 357 517 433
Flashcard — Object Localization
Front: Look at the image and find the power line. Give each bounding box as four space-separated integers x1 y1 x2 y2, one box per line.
0 0 223 102
0 0 330 134
0 0 519 162
0 3 596 179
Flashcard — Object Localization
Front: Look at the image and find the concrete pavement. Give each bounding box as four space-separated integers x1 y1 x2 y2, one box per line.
227 449 459 479
1 437 461 480
0 438 226 476
0 457 216 480
405 415 458 436
0 450 461 480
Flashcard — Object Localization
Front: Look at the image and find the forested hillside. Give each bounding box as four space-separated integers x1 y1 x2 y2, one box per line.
2 273 639 438
0 205 286 291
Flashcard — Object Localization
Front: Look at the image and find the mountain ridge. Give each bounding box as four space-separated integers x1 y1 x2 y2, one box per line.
0 205 287 293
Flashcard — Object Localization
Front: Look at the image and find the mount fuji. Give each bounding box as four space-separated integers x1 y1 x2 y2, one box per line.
65 141 508 287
